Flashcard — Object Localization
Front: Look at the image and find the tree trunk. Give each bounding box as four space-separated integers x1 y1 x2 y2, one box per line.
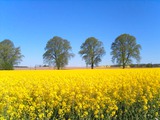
57 64 60 70
91 63 94 69
57 66 60 70
123 63 125 69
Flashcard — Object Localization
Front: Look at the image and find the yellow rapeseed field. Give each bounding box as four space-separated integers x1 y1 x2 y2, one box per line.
0 69 160 120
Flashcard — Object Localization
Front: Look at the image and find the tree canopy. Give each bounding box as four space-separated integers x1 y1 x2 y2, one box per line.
111 34 141 69
0 39 23 70
79 37 105 69
43 36 74 69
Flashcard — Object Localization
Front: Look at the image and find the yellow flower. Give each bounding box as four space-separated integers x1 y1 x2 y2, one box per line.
58 109 63 115
111 111 116 117
155 112 158 117
83 111 88 116
143 105 148 111
0 69 160 119
39 113 44 119
94 109 99 115
94 115 98 118
101 114 104 119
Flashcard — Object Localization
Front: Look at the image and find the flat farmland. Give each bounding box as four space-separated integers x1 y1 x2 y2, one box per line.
0 69 160 120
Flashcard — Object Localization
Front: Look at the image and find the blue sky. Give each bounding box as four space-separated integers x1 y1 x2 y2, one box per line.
0 0 160 67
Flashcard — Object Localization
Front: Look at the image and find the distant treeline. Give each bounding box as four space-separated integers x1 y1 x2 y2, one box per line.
14 63 160 69
111 63 160 68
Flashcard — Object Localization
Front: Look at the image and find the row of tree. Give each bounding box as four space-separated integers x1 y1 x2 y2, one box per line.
43 34 141 69
0 33 141 70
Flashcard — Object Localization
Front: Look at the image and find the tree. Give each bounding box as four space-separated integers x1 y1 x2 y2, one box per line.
111 34 141 69
43 36 74 70
0 39 23 70
79 37 105 69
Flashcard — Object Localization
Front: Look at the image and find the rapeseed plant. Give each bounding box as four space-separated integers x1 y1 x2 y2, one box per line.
0 69 159 119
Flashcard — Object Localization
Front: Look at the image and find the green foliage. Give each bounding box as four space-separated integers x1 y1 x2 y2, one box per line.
146 63 153 68
79 37 105 69
0 39 23 70
43 36 74 69
111 34 141 69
